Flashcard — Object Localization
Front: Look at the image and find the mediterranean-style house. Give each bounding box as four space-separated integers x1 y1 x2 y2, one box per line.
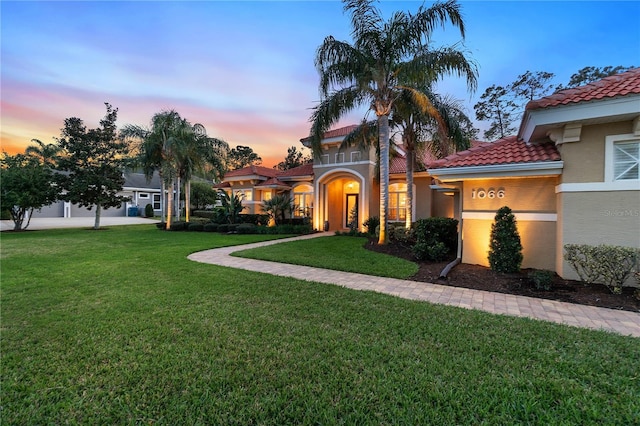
219 68 640 281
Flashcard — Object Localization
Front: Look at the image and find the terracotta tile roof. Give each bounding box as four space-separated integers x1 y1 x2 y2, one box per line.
300 125 359 142
429 136 561 169
255 177 291 188
213 181 230 188
277 163 314 177
389 156 406 174
527 68 640 110
391 141 490 174
224 165 279 178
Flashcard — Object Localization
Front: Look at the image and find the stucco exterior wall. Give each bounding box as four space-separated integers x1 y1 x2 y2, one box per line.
460 176 559 270
557 121 632 184
557 190 640 280
462 218 556 270
462 177 558 212
431 190 454 218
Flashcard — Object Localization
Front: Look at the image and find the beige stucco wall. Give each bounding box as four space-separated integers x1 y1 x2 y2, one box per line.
557 121 632 184
431 190 454 218
460 176 558 270
314 144 375 165
462 219 557 270
557 190 640 280
463 177 558 212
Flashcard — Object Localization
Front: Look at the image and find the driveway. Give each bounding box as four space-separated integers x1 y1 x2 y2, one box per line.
0 217 160 231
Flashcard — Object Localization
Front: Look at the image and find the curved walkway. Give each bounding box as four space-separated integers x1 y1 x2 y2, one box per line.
189 233 640 338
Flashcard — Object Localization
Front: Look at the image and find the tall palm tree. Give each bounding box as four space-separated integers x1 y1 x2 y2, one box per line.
121 110 185 229
309 0 476 244
176 122 228 223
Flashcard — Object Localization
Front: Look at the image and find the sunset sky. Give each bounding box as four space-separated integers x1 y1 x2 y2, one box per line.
2 1 638 167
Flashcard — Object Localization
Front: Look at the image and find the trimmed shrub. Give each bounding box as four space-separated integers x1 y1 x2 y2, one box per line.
192 210 217 219
217 223 229 233
564 244 638 294
488 206 523 273
144 203 154 218
363 216 380 235
529 270 554 291
413 241 448 261
169 221 187 231
236 223 257 234
203 223 218 232
238 214 270 225
187 222 204 232
411 217 458 261
413 217 458 253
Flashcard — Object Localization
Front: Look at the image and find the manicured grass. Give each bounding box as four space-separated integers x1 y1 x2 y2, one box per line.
2 226 639 424
234 235 418 278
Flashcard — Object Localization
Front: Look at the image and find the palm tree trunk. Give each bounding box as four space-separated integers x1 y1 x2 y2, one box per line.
165 180 173 230
185 180 191 222
175 176 181 222
160 177 166 223
405 149 414 229
94 203 101 230
378 114 390 245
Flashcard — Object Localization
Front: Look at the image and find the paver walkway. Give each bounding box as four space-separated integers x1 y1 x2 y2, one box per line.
189 233 640 338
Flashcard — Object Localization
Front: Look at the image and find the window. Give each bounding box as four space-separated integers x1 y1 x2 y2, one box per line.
388 183 408 221
235 189 252 201
606 134 640 182
293 184 313 217
350 151 361 162
138 193 149 199
335 153 345 164
153 194 161 210
614 141 639 180
263 191 272 201
321 154 330 164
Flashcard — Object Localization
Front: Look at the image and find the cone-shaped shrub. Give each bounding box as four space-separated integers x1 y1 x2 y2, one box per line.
488 206 523 273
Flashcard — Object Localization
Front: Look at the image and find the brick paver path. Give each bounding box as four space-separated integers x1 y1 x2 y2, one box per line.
189 233 640 338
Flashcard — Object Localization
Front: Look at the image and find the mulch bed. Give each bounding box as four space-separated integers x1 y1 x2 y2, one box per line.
364 238 640 313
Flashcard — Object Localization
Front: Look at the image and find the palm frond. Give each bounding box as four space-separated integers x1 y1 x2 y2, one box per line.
309 86 369 157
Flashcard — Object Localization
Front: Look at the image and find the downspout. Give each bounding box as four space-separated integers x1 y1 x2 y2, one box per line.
439 182 463 279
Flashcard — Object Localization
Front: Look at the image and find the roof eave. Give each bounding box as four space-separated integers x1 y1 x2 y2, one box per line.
428 161 564 182
519 94 640 143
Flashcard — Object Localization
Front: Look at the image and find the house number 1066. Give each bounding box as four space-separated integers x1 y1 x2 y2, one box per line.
471 187 505 199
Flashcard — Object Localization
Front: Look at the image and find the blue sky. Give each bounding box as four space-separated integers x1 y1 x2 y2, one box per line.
2 0 638 166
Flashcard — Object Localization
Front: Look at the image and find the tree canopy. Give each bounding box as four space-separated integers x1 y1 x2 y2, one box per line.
56 103 130 230
274 146 312 171
227 145 262 171
0 151 60 231
474 66 634 141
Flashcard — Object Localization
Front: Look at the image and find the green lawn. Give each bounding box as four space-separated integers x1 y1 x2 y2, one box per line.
2 226 639 424
233 235 418 278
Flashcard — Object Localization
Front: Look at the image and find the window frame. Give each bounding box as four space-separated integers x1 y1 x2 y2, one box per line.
605 133 640 182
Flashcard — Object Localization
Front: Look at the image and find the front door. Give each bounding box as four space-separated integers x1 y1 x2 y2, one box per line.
345 194 358 228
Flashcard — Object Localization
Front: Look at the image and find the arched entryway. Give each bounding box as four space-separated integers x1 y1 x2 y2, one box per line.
314 169 369 232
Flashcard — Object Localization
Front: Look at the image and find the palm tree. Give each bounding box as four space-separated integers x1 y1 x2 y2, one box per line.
25 139 61 167
309 0 477 244
262 194 293 226
176 123 228 223
392 88 473 228
121 110 185 229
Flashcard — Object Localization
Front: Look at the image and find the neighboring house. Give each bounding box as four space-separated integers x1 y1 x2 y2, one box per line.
429 68 640 280
32 171 163 218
